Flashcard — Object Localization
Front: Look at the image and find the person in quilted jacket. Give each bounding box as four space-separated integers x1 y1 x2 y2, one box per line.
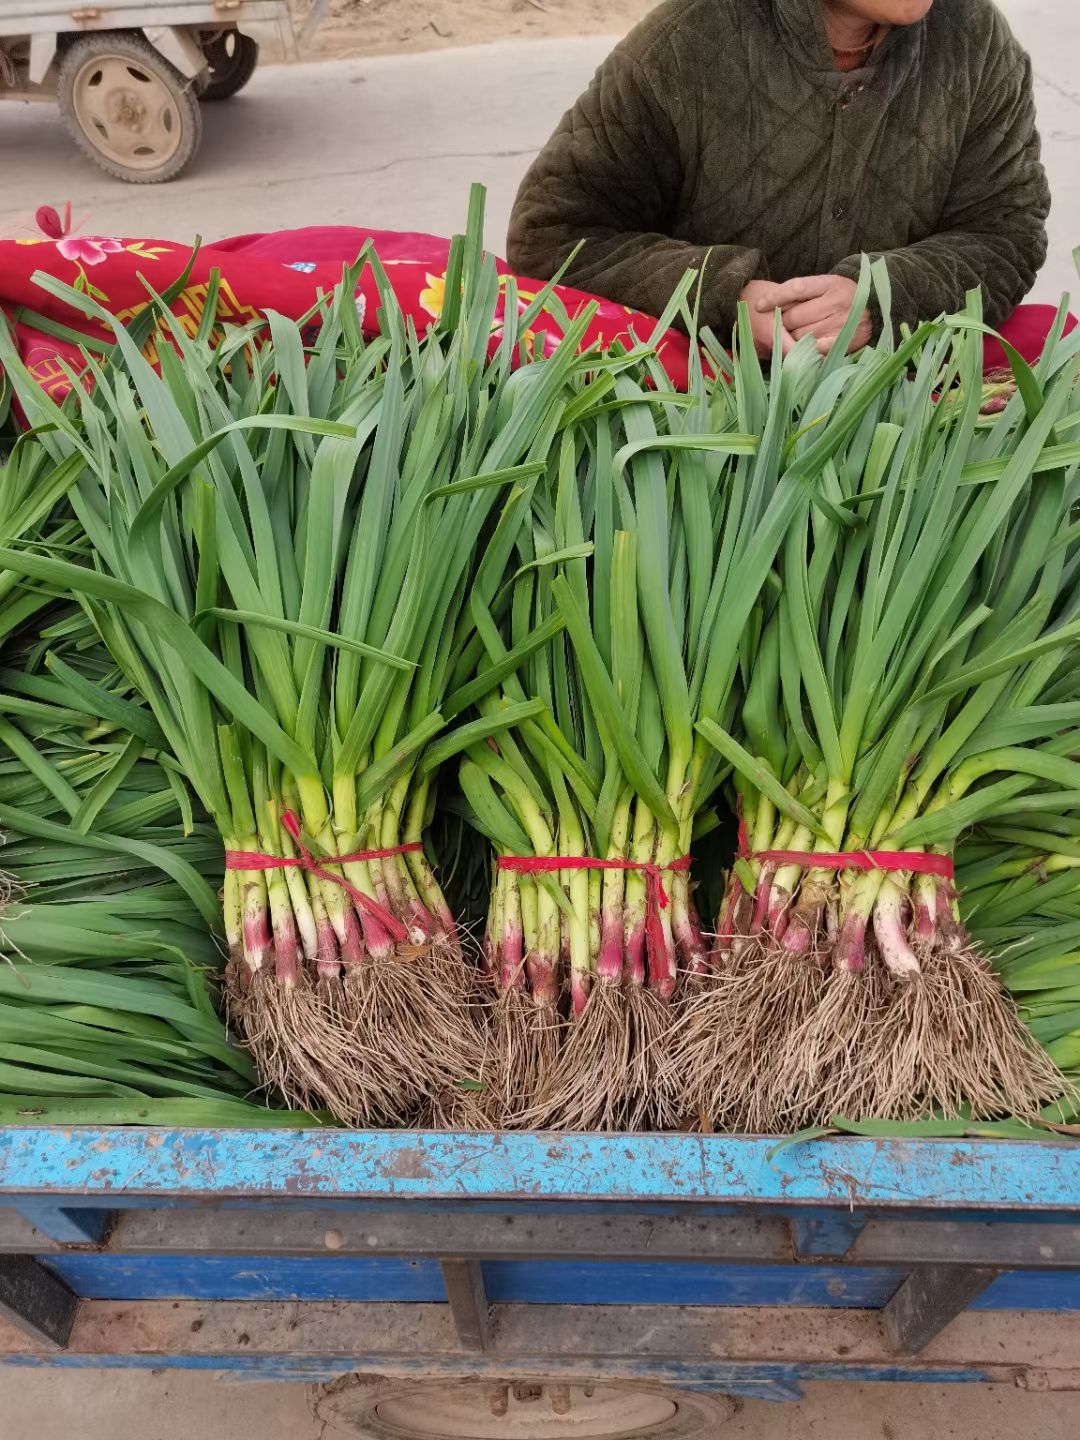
507 0 1050 356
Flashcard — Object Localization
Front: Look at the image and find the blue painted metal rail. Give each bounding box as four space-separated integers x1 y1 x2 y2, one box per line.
0 1128 1077 1208
0 1128 1078 1405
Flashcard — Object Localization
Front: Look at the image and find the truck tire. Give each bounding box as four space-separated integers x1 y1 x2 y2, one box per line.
312 1376 738 1439
57 33 201 184
201 31 259 101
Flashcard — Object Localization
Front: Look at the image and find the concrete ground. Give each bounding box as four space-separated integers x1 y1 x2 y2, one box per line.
0 1 1077 299
2 1368 1079 1438
1 4 1079 1436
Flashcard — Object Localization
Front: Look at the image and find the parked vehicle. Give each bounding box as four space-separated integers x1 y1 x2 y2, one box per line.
0 0 303 181
2 1127 1080 1436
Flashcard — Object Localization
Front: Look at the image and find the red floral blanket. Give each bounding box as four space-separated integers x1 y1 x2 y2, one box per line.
0 225 1073 403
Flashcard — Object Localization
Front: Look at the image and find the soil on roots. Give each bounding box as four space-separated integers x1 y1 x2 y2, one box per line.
856 942 1072 1122
421 975 501 1130
623 985 681 1131
421 1080 497 1129
341 941 486 1121
228 966 394 1124
766 962 889 1131
671 938 831 1132
481 986 563 1127
227 941 485 1126
762 939 1072 1129
523 980 637 1132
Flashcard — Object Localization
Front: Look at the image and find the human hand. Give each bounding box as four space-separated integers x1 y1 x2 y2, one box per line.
769 275 873 355
738 280 796 358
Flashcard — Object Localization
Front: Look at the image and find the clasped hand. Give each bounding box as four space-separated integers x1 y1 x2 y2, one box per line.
739 275 873 358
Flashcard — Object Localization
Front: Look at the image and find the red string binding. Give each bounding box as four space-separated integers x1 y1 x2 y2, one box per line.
226 809 424 943
735 815 953 878
497 854 693 960
746 849 954 877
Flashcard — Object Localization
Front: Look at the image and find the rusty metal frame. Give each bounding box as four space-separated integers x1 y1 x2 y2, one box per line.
1 1127 1079 1392
1 1298 1079 1395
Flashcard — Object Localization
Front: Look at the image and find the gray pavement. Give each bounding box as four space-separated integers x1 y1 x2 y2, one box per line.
0 3 1077 301
0 37 602 259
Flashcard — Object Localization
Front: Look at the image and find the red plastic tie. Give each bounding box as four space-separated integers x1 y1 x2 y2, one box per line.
748 849 953 877
735 815 953 879
498 853 692 964
225 809 424 943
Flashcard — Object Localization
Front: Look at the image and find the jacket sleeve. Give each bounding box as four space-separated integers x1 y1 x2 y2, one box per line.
507 38 763 332
834 43 1050 332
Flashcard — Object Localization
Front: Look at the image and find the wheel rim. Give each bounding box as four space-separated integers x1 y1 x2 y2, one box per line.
340 1381 682 1439
71 55 184 171
210 31 240 72
205 31 247 83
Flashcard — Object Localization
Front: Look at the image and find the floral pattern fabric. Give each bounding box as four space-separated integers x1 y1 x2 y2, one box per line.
0 226 689 402
0 225 1073 406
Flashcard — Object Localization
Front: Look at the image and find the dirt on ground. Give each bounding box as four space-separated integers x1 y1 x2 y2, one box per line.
292 0 656 60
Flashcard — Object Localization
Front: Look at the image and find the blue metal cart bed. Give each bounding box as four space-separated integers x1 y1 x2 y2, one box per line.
1 1126 1080 1429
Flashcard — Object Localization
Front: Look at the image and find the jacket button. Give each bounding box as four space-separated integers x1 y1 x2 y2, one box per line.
832 204 847 221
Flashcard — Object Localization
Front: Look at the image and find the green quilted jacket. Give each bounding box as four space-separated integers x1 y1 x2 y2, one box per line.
507 0 1050 333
